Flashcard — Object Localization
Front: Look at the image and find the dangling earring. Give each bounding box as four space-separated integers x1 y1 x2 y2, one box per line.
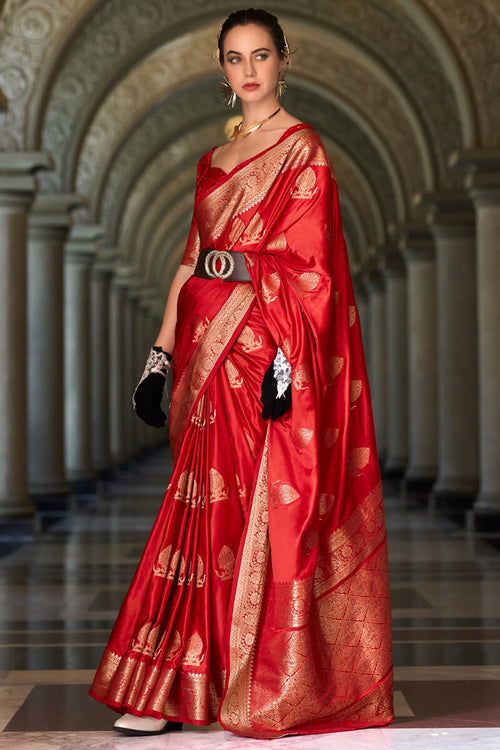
220 77 236 108
276 71 287 99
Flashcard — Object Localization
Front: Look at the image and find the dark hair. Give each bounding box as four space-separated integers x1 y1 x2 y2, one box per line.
217 8 288 65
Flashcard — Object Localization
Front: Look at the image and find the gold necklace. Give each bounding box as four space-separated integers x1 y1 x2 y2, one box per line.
230 107 281 141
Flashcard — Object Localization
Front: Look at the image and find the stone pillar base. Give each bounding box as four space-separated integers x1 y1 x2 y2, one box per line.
433 476 478 498
474 491 500 513
404 469 436 497
0 497 35 520
383 457 407 478
29 480 71 495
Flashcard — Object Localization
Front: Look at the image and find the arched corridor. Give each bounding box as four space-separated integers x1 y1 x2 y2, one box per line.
1 0 500 745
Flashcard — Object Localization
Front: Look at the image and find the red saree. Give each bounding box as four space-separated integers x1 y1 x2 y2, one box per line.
90 123 393 738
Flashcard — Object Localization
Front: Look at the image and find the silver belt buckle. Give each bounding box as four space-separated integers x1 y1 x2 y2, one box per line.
204 249 235 280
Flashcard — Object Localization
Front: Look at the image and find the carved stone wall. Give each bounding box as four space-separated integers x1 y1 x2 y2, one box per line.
0 0 90 150
419 0 500 147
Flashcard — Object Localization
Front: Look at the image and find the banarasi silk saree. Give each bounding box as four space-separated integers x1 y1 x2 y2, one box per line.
89 123 394 738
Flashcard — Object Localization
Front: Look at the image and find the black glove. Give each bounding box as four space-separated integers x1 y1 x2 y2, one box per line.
133 346 172 427
260 348 292 421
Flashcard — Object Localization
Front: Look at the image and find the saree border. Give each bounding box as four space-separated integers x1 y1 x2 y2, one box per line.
219 432 270 734
170 282 255 446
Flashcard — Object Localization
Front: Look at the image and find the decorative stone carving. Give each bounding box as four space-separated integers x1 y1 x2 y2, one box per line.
0 0 89 151
419 0 500 147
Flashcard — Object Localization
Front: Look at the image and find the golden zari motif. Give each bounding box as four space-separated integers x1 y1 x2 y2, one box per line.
328 356 345 383
272 481 300 506
224 359 244 388
216 545 236 580
293 362 313 391
261 272 280 304
291 427 314 450
209 467 229 503
238 325 263 352
153 544 172 578
241 212 265 245
350 379 363 407
347 447 371 477
291 167 318 199
175 469 205 507
267 232 287 252
181 633 205 666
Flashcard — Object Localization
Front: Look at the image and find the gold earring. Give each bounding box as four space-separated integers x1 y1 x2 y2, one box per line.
276 71 287 99
220 77 236 107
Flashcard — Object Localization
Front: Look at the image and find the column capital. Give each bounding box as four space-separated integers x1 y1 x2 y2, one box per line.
449 149 500 191
30 194 84 226
0 151 54 174
416 190 476 240
398 224 435 262
65 225 105 266
93 248 119 277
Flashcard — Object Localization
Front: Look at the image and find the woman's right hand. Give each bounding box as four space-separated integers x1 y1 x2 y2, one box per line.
133 347 172 427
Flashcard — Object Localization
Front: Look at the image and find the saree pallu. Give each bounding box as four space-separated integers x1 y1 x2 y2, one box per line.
90 123 394 738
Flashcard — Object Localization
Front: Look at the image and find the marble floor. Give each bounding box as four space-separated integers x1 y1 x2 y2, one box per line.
1 446 499 749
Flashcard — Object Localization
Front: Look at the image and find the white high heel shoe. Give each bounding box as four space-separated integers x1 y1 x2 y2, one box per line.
114 713 177 736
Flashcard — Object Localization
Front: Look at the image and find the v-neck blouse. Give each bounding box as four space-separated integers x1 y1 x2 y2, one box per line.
198 123 312 189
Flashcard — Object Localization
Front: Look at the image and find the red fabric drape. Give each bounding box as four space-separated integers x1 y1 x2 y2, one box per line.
90 124 393 737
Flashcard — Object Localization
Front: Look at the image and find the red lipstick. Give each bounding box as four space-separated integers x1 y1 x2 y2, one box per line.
243 83 260 90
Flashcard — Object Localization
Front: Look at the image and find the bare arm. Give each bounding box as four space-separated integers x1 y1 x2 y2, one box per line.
154 263 194 354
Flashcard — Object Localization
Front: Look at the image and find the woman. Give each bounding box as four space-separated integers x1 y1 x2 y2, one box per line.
89 8 394 739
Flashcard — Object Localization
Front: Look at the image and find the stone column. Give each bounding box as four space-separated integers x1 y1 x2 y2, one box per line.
0 152 52 519
451 151 500 513
109 271 128 466
125 282 141 458
383 249 408 477
138 291 155 449
425 193 478 505
367 264 387 462
401 227 438 490
91 249 118 477
64 225 104 489
27 194 81 505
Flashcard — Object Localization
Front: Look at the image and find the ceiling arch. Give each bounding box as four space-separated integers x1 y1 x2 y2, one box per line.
2 0 498 162
32 0 473 188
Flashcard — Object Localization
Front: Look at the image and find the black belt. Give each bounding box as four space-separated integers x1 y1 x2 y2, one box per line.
194 248 251 282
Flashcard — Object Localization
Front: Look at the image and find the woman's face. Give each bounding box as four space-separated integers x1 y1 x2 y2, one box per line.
221 23 284 104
